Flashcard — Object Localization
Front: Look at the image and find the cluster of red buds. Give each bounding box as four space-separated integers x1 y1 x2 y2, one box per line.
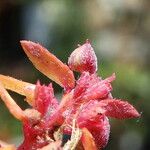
0 40 140 150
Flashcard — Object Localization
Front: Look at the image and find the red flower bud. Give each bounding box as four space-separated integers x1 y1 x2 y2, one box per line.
68 40 97 74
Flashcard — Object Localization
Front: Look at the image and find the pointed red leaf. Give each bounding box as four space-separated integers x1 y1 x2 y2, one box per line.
73 73 115 103
34 82 58 117
99 99 141 119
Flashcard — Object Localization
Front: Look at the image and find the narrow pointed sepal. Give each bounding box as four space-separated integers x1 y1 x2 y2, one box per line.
20 40 75 90
68 40 97 74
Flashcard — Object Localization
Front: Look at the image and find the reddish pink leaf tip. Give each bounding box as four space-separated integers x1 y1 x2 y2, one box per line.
20 40 35 48
20 40 41 57
99 99 141 119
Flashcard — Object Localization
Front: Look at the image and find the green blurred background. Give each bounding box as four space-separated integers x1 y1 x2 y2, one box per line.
0 0 149 149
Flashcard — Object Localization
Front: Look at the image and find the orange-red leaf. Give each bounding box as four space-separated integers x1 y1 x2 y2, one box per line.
0 74 35 105
81 128 97 150
0 82 25 120
20 40 75 90
78 105 110 149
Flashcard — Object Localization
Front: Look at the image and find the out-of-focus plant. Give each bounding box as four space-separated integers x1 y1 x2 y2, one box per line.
0 40 140 150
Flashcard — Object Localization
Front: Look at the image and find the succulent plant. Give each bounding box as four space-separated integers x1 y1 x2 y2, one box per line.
0 40 140 150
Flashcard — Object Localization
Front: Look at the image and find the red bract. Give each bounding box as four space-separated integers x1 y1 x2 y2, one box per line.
34 82 58 117
0 40 140 150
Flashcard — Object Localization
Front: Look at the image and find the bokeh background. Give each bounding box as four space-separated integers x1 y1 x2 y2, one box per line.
0 0 149 150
